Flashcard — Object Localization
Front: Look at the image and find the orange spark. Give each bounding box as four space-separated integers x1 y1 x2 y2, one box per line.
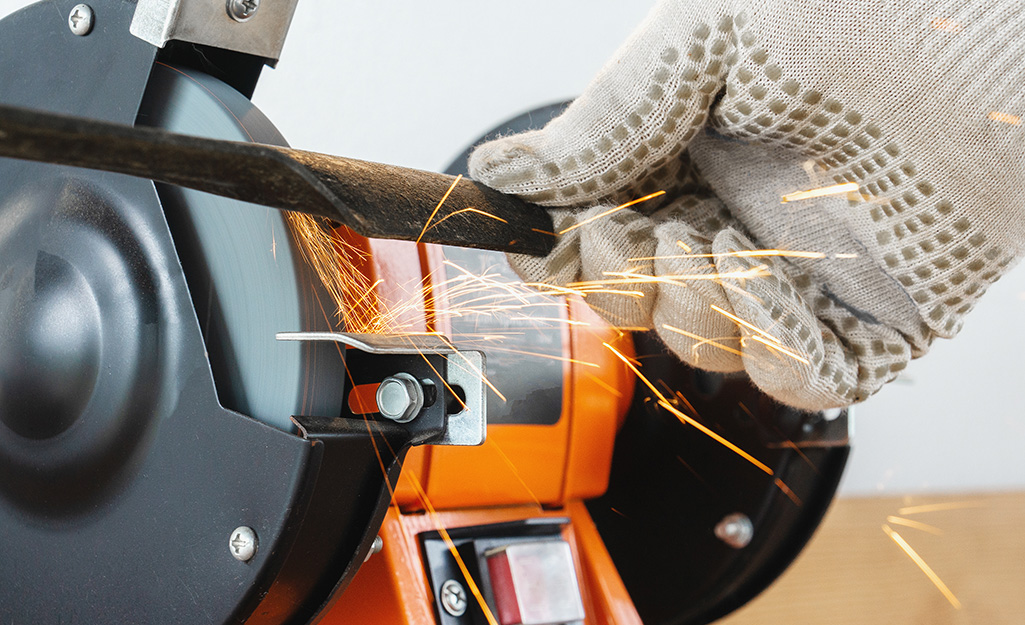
774 478 802 506
581 266 770 286
710 304 784 345
897 501 986 516
405 474 501 625
886 516 944 536
428 206 508 230
661 324 745 359
285 212 380 332
585 373 624 398
417 174 463 243
558 190 667 235
780 182 859 203
630 249 860 262
604 342 774 475
883 525 962 609
489 440 543 508
988 111 1021 126
751 335 809 364
930 17 962 32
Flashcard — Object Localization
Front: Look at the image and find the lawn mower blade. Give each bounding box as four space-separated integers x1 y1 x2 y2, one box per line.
0 104 555 256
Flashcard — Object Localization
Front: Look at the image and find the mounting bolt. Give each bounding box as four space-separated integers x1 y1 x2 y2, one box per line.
715 513 754 549
68 4 94 36
229 526 258 563
376 373 425 423
363 535 384 563
226 0 260 22
440 579 468 617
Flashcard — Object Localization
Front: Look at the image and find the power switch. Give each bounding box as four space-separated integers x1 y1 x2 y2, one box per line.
485 541 585 625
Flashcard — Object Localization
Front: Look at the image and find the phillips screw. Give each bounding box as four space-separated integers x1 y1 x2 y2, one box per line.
440 579 468 617
715 513 754 549
229 526 258 563
68 4 94 36
226 0 260 23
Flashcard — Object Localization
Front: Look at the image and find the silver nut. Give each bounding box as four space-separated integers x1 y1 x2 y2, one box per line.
68 4 94 36
229 526 258 562
440 579 467 617
714 513 754 549
376 373 424 423
226 0 260 23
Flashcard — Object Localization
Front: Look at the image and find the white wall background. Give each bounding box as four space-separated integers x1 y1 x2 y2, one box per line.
2 0 1022 496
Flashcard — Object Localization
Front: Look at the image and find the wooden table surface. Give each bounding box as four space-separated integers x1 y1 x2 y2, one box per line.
717 491 1025 624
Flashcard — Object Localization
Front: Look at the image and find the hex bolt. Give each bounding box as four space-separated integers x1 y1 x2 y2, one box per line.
440 579 468 617
376 373 425 423
68 4 94 36
226 0 260 22
714 513 754 549
229 526 258 563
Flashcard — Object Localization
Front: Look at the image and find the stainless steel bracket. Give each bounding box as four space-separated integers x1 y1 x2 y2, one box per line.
131 0 301 63
277 332 487 446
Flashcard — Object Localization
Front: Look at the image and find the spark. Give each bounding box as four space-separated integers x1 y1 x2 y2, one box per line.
630 249 859 262
897 501 986 515
751 335 809 364
780 182 860 203
886 516 944 536
428 206 508 230
883 524 961 609
677 240 693 253
604 342 774 475
405 473 501 625
578 266 770 287
489 440 543 508
988 111 1021 126
585 373 624 398
416 174 463 243
436 333 507 402
558 190 667 235
774 478 802 506
710 304 784 345
662 324 745 359
930 17 962 32
481 346 601 368
285 212 380 332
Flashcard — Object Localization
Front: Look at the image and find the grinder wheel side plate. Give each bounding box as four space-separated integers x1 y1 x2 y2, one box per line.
0 2 402 623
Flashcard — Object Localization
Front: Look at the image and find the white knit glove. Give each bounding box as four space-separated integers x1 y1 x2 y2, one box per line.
469 0 1025 411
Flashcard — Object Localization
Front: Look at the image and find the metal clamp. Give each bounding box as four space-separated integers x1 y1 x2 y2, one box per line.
131 0 300 63
277 332 486 446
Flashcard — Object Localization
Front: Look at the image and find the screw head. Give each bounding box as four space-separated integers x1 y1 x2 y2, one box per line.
440 579 467 617
363 535 384 563
376 373 424 423
715 513 754 549
229 526 258 562
226 0 260 23
68 4 94 36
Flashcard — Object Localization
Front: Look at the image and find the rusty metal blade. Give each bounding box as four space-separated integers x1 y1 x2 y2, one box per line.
0 104 555 256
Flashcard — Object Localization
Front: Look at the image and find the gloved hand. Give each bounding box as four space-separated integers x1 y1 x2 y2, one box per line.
469 0 1025 411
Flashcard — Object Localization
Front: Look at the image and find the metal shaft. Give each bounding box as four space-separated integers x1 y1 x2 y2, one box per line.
0 103 555 256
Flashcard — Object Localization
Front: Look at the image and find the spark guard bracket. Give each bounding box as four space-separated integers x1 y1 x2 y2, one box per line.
278 332 487 447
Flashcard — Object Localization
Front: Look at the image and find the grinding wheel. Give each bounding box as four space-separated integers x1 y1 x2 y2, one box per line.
0 3 404 622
